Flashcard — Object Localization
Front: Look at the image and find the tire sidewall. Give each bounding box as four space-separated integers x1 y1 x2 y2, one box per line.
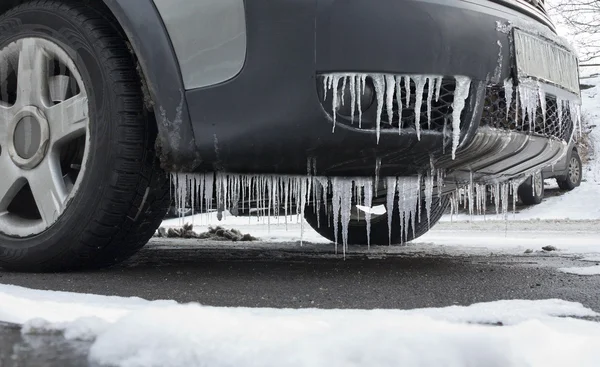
0 6 120 259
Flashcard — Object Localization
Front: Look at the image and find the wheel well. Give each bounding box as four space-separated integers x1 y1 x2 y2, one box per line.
0 0 155 113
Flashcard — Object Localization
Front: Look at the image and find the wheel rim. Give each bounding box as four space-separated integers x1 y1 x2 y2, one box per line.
0 38 90 237
568 157 580 184
533 172 543 196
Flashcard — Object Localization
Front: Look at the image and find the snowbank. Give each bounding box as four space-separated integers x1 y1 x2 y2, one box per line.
1 285 600 367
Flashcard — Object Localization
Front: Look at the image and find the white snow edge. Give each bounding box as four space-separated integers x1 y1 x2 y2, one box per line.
1 285 600 367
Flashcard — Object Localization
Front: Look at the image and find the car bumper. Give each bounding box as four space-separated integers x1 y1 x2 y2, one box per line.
183 0 579 183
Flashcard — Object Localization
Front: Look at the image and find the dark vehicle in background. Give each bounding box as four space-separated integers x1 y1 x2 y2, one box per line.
0 0 581 271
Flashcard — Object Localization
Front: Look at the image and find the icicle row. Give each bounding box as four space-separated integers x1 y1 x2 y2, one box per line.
322 73 471 156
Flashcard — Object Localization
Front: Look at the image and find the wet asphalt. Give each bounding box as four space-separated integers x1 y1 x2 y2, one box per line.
1 235 600 366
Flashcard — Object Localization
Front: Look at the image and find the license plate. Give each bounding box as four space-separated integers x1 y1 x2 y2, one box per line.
513 28 580 94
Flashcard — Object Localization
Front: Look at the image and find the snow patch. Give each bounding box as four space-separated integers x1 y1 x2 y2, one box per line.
1 285 599 367
559 265 600 276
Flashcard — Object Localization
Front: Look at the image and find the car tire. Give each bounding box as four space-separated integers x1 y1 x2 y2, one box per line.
557 150 582 191
518 171 544 205
304 193 449 245
0 1 169 272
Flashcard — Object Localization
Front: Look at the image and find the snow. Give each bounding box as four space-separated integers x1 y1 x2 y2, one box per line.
1 284 600 367
559 265 600 276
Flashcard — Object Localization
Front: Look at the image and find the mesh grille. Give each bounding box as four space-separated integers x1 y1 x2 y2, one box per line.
481 85 573 141
328 76 459 133
380 77 456 132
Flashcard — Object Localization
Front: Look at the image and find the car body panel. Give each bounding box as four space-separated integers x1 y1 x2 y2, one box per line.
152 0 247 90
100 0 580 184
102 0 200 171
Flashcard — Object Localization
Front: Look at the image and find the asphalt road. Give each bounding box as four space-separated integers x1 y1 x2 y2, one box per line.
1 221 600 366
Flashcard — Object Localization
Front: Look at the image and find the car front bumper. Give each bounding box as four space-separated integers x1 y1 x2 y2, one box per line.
182 0 579 184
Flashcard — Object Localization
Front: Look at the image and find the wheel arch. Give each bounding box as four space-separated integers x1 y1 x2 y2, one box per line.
0 0 201 172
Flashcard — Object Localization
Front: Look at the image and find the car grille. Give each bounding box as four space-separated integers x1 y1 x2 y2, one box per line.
319 74 461 134
481 84 574 142
379 77 457 132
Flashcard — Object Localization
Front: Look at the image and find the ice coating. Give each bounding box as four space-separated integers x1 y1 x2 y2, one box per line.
517 83 539 131
447 175 532 220
173 170 562 251
505 78 582 141
451 76 471 159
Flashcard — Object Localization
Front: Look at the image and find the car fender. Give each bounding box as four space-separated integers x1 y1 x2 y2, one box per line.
103 0 200 172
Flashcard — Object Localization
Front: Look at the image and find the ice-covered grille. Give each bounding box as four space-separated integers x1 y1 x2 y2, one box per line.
481 85 574 141
319 75 467 134
380 77 456 132
320 73 472 158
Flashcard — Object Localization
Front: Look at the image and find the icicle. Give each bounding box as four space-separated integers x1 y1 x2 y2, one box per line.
437 169 444 205
468 172 474 218
331 178 341 253
425 173 434 228
569 100 582 139
331 75 341 132
375 158 382 197
372 74 385 143
434 77 443 102
493 183 500 216
349 76 356 124
557 99 563 135
323 75 331 100
395 76 404 135
413 76 426 140
538 84 546 129
299 177 308 245
397 177 420 243
518 83 539 133
340 76 347 108
385 75 395 125
359 75 367 128
504 79 513 116
451 76 471 159
362 179 374 249
404 76 412 112
426 77 433 130
386 177 397 245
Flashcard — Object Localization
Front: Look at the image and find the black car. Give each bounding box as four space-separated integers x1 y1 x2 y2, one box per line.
0 0 581 271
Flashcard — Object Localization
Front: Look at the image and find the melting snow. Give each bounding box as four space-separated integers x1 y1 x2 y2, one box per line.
559 265 600 276
0 285 599 367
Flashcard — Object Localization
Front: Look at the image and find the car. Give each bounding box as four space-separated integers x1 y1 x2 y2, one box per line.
0 0 581 271
518 142 583 205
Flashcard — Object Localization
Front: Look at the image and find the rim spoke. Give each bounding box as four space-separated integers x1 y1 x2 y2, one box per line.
28 154 68 225
0 104 14 144
0 155 24 212
47 94 89 144
17 39 48 107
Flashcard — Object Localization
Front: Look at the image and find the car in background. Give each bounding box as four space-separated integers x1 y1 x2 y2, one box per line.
519 142 583 205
